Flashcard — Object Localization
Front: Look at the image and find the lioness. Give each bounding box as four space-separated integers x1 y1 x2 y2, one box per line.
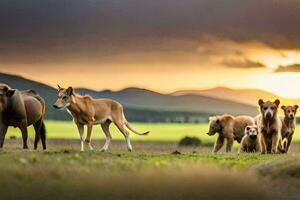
53 85 149 151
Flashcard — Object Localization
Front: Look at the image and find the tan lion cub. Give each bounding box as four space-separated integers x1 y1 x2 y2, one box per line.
238 126 260 154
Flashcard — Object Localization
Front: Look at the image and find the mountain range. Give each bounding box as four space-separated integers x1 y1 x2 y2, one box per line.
172 87 299 107
1 72 298 122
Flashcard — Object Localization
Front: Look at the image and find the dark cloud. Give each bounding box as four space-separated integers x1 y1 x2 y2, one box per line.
0 0 300 65
222 59 266 68
274 64 300 73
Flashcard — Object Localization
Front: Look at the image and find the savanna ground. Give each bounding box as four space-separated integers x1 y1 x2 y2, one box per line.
1 121 300 200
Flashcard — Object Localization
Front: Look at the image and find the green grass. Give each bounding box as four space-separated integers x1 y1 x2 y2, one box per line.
2 121 300 199
0 146 296 200
6 121 300 144
6 121 214 142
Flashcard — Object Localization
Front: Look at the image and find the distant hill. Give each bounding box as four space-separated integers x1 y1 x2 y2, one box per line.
173 87 300 107
76 87 258 116
1 72 261 122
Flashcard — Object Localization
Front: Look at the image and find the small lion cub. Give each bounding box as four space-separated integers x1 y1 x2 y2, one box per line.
238 126 261 154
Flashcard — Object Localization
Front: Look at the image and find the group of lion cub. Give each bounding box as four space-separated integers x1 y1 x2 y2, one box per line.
207 99 298 154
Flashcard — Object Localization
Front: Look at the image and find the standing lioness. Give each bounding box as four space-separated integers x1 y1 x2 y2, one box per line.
53 85 149 152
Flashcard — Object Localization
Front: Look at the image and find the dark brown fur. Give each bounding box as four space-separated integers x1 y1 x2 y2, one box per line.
0 84 46 149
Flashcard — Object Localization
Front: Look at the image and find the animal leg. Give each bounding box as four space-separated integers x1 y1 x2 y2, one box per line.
0 123 8 148
85 123 94 150
286 135 293 152
226 138 234 152
100 121 112 152
255 141 261 153
76 123 85 151
213 136 224 153
114 121 132 152
271 132 279 154
260 134 267 154
19 122 29 149
33 121 42 150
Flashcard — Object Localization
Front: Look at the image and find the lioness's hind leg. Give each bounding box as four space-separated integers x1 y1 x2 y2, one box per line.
100 120 112 152
114 121 132 152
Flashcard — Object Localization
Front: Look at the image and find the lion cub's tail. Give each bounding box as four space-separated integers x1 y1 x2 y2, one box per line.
279 138 288 153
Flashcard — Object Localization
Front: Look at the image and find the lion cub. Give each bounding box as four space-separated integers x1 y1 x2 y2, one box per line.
278 105 298 153
257 99 282 154
238 126 260 154
207 114 255 153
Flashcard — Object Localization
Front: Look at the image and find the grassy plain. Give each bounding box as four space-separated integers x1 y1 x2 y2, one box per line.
1 121 300 199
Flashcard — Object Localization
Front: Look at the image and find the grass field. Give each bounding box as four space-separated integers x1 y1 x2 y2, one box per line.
6 120 300 143
2 121 300 199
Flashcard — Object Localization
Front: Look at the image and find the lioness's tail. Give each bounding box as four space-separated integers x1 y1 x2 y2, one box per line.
124 117 149 135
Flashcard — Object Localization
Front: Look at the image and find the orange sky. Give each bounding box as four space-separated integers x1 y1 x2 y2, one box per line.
1 1 300 98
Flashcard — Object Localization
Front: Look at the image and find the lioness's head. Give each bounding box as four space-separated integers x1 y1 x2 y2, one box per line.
53 85 74 109
281 105 298 120
0 84 16 111
206 116 222 136
258 99 280 120
245 125 258 140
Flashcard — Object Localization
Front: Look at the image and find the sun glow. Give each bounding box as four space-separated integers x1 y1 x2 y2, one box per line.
257 72 300 99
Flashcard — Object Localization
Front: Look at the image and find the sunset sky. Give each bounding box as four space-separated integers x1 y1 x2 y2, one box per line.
1 0 300 98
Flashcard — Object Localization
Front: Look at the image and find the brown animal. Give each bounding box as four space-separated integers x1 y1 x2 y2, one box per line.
207 114 255 152
238 125 260 154
257 99 281 154
0 84 46 149
278 105 298 153
53 85 149 152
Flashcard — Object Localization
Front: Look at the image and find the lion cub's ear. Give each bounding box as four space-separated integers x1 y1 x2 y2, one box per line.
281 105 286 110
258 99 264 107
294 105 299 110
274 99 280 107
246 126 251 132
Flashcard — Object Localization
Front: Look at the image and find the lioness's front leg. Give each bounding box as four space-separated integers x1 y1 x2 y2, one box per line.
76 123 84 151
213 136 224 153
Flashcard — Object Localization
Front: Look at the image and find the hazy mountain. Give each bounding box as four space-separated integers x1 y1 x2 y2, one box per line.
173 87 299 107
1 72 261 122
76 87 257 116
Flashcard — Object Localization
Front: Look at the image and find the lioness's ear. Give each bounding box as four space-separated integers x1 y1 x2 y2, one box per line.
57 84 61 90
274 99 280 107
66 87 73 96
281 105 286 110
258 99 264 107
6 89 16 97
